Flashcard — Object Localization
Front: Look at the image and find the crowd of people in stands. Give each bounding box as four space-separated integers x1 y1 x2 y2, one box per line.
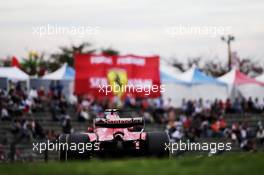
0 82 64 144
0 81 264 161
165 98 264 152
166 101 264 152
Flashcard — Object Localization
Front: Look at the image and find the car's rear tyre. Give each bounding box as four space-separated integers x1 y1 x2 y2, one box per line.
59 133 91 161
146 132 170 157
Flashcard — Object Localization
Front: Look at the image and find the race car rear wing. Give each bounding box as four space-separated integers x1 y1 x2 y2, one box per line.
94 117 144 128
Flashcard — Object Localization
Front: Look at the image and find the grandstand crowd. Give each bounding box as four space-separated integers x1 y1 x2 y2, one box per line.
0 82 264 160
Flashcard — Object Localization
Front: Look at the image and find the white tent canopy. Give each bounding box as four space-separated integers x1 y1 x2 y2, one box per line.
162 66 228 107
218 69 264 100
41 63 75 99
255 75 264 100
256 74 264 83
42 63 75 80
0 67 29 81
160 63 183 84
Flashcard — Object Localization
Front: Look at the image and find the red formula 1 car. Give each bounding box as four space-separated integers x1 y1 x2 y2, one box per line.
59 109 169 160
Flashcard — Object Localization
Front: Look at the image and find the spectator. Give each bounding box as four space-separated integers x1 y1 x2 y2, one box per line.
47 130 57 141
164 98 173 111
181 98 187 113
0 144 6 161
194 99 203 114
211 120 221 137
203 100 211 113
254 98 262 113
62 116 72 134
78 108 90 122
31 120 45 139
247 97 254 112
256 128 264 145
166 110 183 141
56 81 63 97
1 106 10 121
233 98 243 113
225 98 232 113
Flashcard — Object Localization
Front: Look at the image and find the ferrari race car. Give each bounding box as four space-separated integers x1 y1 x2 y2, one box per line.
59 109 170 160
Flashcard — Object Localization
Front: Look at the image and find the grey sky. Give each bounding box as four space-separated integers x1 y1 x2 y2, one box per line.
0 0 263 63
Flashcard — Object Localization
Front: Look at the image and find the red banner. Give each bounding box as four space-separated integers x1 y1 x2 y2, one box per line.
74 54 161 98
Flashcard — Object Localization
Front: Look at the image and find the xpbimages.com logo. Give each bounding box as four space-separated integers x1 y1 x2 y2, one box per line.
164 140 232 154
32 140 99 154
98 83 165 96
32 24 100 38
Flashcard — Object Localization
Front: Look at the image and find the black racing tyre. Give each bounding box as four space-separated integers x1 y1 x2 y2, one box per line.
59 133 91 161
146 132 170 157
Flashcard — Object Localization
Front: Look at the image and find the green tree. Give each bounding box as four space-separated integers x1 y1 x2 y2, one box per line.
101 47 119 56
20 52 48 76
50 42 96 68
